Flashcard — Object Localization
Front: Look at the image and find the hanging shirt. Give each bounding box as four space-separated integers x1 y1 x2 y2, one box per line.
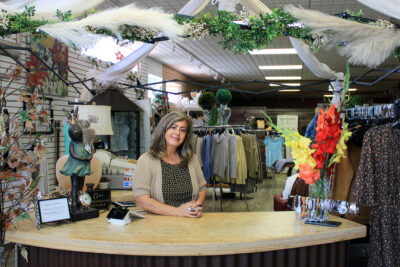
202 135 213 183
234 135 247 185
264 135 284 167
353 123 400 267
195 136 204 167
211 133 229 178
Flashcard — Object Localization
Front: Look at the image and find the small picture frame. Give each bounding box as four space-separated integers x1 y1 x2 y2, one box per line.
37 197 70 224
23 97 54 134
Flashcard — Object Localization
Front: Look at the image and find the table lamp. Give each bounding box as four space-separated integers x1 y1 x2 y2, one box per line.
77 104 114 135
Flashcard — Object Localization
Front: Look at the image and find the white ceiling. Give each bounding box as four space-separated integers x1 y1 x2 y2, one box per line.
100 0 400 104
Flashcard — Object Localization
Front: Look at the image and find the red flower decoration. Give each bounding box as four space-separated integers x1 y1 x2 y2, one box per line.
299 163 320 184
311 104 343 173
115 51 124 61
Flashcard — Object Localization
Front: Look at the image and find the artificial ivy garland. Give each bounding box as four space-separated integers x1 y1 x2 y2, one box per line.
175 8 314 54
0 6 400 61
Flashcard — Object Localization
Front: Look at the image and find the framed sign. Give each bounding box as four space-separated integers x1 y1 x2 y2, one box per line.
37 197 70 224
23 97 54 134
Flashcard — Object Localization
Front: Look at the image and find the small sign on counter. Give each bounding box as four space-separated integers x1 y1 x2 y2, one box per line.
87 189 111 209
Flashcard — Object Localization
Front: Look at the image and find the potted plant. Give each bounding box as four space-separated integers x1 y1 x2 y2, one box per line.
0 67 48 264
197 92 218 125
216 89 232 125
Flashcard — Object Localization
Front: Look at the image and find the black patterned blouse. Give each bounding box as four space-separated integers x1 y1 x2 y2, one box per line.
353 123 400 267
161 160 193 207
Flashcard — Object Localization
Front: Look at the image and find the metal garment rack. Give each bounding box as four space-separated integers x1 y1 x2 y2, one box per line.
194 124 256 212
344 103 396 122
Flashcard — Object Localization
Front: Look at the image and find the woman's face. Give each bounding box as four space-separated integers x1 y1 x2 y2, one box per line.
165 120 187 150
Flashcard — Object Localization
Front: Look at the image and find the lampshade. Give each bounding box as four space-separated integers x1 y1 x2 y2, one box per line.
77 105 114 135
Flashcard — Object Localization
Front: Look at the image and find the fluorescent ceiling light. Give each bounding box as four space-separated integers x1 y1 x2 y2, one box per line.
279 89 300 92
249 48 297 55
324 94 334 97
329 88 357 91
270 83 301 87
259 65 302 70
265 76 301 80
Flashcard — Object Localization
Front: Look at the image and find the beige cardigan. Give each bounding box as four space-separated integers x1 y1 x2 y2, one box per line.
132 152 207 204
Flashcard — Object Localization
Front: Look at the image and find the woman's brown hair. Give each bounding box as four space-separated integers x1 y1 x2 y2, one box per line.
149 111 193 166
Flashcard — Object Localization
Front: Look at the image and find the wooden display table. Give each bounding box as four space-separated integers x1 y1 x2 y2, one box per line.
6 209 366 267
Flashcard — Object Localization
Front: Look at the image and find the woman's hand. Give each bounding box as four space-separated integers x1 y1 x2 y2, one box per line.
176 201 203 218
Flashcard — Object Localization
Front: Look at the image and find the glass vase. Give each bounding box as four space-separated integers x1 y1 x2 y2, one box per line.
309 174 330 221
203 110 210 125
217 104 231 125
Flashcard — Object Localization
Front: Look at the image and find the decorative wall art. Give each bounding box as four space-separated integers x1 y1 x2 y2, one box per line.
23 97 54 135
26 35 69 96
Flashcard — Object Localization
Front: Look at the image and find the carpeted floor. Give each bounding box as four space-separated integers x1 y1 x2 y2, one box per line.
202 172 288 213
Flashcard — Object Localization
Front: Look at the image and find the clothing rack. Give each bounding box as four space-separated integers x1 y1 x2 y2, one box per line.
344 101 400 130
193 125 246 129
344 104 396 121
193 124 252 212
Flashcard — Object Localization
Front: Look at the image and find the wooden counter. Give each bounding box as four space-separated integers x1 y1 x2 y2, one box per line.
7 211 365 257
7 191 366 266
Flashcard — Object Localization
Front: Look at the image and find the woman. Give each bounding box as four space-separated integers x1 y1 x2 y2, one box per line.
132 111 206 218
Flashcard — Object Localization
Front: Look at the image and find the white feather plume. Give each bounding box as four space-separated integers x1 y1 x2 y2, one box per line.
38 4 185 49
285 5 400 68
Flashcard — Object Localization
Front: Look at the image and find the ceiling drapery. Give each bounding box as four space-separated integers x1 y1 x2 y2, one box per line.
93 0 211 85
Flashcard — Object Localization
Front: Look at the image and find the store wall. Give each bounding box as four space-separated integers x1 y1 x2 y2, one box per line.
0 34 148 193
162 65 198 95
230 107 315 133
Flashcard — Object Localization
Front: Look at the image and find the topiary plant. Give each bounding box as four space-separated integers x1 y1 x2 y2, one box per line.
207 105 219 126
216 89 232 105
198 91 216 110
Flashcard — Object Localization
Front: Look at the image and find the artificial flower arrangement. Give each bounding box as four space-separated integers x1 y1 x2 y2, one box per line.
152 92 168 115
264 66 352 199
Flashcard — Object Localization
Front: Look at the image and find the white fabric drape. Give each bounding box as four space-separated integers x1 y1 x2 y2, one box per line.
94 43 156 83
241 0 343 94
239 0 271 15
179 0 211 16
357 0 400 20
212 0 240 12
330 80 344 108
289 37 344 81
0 0 104 19
93 0 210 84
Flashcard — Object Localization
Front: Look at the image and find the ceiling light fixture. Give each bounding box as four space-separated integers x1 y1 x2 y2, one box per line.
249 48 297 55
213 73 218 80
270 83 301 87
259 65 302 70
221 77 225 84
265 76 301 80
329 88 358 91
324 94 334 97
279 89 300 92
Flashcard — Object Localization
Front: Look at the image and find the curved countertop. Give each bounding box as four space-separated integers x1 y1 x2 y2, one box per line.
6 210 366 256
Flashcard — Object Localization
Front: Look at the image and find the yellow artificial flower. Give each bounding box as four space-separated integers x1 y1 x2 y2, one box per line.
282 129 317 171
332 124 352 164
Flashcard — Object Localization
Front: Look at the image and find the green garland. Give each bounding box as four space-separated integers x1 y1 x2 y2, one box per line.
1 6 400 62
0 7 48 37
174 8 313 54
